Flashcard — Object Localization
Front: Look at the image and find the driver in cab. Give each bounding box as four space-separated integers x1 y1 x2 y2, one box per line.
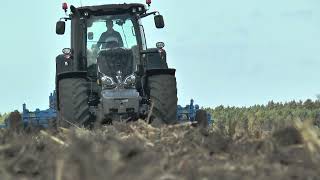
96 20 124 49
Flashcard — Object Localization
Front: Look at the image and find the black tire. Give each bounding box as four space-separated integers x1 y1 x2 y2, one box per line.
7 111 23 131
195 110 209 128
57 78 90 128
148 74 178 124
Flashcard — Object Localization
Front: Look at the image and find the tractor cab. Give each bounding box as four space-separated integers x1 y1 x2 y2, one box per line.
56 3 165 77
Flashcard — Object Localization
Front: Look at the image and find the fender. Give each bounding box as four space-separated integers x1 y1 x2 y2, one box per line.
146 68 176 77
145 48 168 70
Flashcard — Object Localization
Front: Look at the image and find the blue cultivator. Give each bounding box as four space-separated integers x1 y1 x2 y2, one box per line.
1 92 212 128
177 99 213 125
21 92 57 128
0 92 57 129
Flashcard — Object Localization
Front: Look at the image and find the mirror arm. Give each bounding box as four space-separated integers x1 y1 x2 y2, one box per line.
139 11 159 19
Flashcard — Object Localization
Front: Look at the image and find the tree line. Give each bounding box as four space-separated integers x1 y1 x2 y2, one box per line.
207 99 320 137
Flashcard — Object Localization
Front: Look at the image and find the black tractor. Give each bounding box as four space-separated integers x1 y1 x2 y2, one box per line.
55 2 177 127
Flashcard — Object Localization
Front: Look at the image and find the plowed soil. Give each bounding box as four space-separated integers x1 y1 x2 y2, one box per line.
0 121 319 180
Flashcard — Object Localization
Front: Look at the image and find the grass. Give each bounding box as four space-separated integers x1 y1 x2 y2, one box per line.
207 99 320 138
0 113 9 124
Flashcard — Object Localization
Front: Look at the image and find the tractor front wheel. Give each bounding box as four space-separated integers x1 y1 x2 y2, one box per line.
148 74 178 125
57 78 90 128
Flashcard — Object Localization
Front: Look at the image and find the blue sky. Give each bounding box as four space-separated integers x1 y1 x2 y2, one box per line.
0 0 320 113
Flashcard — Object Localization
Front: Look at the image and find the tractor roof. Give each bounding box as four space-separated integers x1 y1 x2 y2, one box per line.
77 3 147 16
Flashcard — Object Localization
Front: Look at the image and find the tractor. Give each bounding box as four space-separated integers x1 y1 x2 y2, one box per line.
55 1 178 127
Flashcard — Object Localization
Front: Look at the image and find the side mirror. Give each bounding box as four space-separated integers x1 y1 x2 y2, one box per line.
88 32 94 40
154 15 165 29
56 21 65 35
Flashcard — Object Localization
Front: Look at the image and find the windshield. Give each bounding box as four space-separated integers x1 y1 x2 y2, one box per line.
86 14 138 67
87 15 137 49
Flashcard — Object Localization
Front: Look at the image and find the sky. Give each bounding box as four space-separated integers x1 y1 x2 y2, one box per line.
0 0 320 113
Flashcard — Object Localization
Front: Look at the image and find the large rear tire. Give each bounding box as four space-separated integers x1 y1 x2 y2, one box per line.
148 74 178 125
57 78 90 128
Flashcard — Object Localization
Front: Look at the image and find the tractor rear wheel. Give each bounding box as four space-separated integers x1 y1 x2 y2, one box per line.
57 78 90 128
148 74 178 125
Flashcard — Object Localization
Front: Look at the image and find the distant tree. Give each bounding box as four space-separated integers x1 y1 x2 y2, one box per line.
304 99 314 109
267 101 275 108
317 94 320 101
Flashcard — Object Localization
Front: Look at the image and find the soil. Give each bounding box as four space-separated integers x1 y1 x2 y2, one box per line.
0 121 319 180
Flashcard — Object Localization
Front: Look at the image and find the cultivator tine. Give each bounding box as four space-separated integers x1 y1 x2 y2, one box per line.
146 102 154 124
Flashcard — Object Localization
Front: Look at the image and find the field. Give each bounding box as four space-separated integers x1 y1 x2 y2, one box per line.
0 100 320 180
0 113 8 124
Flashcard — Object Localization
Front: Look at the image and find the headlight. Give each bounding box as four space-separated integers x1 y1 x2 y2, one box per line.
123 74 136 88
101 75 116 89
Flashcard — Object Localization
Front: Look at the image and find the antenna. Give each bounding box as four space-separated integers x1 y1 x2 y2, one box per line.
79 0 83 7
